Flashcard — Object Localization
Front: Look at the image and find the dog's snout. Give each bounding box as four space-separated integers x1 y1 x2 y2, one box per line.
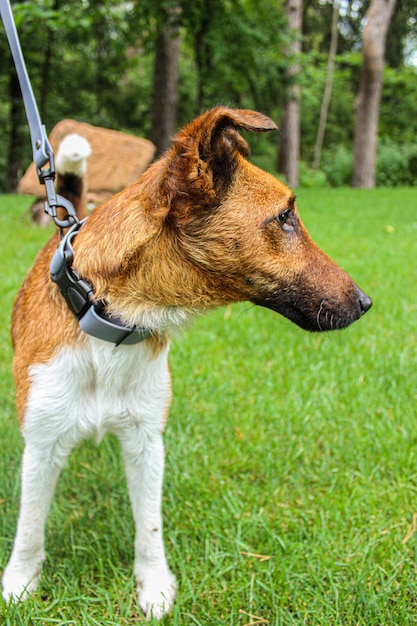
357 288 372 315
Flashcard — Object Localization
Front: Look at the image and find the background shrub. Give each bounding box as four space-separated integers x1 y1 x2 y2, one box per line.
376 141 417 186
321 145 353 187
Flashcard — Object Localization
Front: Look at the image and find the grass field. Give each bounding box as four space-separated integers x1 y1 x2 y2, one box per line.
0 188 416 625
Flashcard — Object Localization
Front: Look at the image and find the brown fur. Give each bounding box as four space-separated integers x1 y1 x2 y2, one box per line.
12 107 371 424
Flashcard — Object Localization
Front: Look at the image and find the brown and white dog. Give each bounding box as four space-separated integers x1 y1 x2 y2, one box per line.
2 108 371 619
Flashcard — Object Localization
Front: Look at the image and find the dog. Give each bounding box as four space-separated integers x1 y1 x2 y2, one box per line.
2 107 371 620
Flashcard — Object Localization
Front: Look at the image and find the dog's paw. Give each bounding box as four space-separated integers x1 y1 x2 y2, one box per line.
137 568 177 620
2 564 41 602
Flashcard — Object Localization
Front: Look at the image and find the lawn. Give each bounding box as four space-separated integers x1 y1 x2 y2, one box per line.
0 188 417 625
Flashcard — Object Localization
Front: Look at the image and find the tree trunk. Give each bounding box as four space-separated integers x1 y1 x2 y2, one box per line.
7 69 27 193
278 0 302 188
40 0 60 118
313 1 339 171
40 31 54 119
352 0 397 188
278 98 300 188
95 17 106 118
150 6 181 157
194 2 211 114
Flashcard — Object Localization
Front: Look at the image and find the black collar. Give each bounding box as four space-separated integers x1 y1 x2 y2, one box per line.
50 220 153 346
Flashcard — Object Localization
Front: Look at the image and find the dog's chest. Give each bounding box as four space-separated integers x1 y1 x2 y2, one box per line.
24 338 171 443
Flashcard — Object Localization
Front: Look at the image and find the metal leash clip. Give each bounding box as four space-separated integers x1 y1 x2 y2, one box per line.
38 150 79 230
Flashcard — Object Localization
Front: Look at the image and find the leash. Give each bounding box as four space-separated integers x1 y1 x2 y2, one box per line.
0 0 77 230
1 0 152 345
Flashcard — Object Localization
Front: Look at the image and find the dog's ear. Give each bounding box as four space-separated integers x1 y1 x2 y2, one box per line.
190 107 277 156
163 107 277 218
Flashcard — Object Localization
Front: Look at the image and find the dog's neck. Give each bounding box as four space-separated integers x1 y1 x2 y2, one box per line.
50 220 159 345
58 210 205 339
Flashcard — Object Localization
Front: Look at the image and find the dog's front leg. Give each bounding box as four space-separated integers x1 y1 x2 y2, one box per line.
118 426 176 620
2 442 67 601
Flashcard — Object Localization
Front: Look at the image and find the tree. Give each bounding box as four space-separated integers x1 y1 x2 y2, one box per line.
352 0 397 188
278 0 302 188
180 0 288 116
385 0 417 68
6 68 27 193
312 1 339 171
149 5 181 156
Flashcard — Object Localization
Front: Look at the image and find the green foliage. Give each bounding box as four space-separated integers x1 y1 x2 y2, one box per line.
376 141 417 187
0 0 140 191
300 55 417 187
320 141 417 189
0 0 290 192
178 0 288 112
380 65 417 143
299 51 359 165
298 161 328 188
316 140 417 189
386 0 417 67
1 189 417 624
321 145 353 187
2 0 417 191
244 131 278 174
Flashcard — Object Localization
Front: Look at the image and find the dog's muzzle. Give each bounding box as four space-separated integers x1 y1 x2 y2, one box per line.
254 284 372 333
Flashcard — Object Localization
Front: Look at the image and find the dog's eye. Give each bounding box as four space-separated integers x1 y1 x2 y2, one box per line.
264 208 296 233
277 209 296 232
278 210 290 226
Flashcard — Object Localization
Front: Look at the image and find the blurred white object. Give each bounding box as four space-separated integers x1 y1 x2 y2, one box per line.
56 134 91 176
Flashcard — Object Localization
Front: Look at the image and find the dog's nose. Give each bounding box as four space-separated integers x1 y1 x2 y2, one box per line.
357 289 372 315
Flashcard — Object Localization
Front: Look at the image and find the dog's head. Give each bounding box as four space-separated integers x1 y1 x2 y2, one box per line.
78 107 371 332
154 107 371 331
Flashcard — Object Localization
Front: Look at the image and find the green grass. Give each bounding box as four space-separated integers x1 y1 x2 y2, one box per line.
0 188 417 625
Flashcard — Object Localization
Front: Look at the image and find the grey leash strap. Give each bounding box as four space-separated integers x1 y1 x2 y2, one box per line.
0 0 78 230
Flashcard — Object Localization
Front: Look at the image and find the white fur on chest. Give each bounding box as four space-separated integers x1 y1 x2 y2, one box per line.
4 337 176 616
24 338 171 447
